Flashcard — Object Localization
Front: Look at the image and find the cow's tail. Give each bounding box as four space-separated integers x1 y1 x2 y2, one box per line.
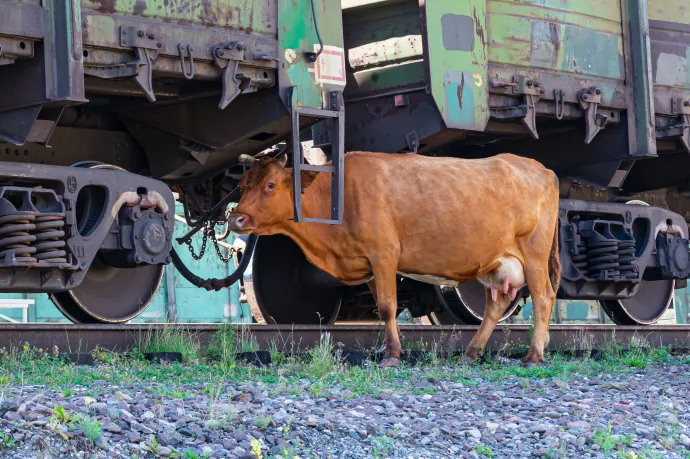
548 215 561 295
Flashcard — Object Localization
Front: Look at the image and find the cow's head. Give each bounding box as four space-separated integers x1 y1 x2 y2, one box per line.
226 153 318 234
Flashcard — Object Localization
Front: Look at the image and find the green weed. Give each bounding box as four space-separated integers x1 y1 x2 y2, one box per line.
475 444 495 458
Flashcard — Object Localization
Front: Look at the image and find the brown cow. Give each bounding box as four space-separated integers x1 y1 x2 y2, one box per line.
227 151 561 366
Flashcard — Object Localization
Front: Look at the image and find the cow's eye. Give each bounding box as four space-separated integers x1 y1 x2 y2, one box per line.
266 183 275 191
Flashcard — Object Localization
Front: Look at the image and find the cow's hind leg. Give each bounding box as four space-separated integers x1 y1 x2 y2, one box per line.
522 258 556 365
465 289 511 362
369 263 402 367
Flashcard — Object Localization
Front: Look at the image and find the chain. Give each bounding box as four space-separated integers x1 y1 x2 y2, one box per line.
184 219 235 263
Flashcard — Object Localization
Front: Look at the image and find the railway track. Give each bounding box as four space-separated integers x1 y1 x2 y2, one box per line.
1 324 689 354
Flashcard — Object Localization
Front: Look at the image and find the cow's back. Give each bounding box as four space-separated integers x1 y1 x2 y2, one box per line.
341 152 558 279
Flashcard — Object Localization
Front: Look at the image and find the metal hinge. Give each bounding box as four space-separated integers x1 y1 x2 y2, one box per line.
119 27 162 102
490 76 543 139
657 98 690 154
578 87 609 144
212 42 251 110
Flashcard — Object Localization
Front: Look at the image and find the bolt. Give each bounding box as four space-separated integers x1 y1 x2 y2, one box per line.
122 30 127 35
189 46 194 52
534 81 540 87
151 257 156 263
157 42 162 48
685 101 690 107
165 256 172 264
149 213 154 219
236 43 244 51
526 80 533 86
595 88 601 95
138 31 145 37
218 49 225 57
134 255 143 263
147 33 155 40
163 213 170 220
133 211 140 220
540 89 544 94
134 234 140 240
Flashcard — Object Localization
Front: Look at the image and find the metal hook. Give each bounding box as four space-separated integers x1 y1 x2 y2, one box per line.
554 89 565 120
178 44 195 80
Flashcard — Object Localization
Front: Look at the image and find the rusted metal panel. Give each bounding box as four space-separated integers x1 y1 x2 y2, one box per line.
487 0 624 81
621 0 656 157
0 1 44 39
422 0 489 131
648 0 690 116
82 0 276 37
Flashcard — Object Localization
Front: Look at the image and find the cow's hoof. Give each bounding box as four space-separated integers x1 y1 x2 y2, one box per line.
522 361 536 369
459 355 478 366
379 357 401 368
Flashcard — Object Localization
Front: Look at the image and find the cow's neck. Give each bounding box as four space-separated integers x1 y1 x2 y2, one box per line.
278 177 344 274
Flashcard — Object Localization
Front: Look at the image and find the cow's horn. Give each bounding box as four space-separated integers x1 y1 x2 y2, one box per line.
238 154 256 164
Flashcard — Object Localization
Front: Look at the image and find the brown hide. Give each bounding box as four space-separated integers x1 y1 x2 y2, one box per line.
229 152 561 365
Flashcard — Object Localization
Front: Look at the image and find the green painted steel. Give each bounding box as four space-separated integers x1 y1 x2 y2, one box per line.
0 205 250 324
343 1 425 97
424 0 489 131
81 0 276 36
278 0 345 109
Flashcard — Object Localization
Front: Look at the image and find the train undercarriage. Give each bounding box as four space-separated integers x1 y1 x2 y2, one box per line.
0 0 689 326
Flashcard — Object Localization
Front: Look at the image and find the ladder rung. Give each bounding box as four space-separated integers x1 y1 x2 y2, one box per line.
302 218 341 224
299 107 340 118
301 164 333 172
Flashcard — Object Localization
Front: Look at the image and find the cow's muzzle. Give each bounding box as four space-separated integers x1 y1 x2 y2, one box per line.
226 213 254 233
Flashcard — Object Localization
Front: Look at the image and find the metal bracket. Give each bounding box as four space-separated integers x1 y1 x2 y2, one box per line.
120 27 162 50
178 44 195 80
578 87 609 144
405 131 419 153
212 42 251 110
133 47 159 103
554 89 565 120
488 76 543 139
672 99 690 154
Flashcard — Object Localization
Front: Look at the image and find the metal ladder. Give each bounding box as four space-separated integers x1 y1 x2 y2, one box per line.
289 87 345 225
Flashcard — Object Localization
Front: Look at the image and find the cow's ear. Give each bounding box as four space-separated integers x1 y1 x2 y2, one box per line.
301 171 319 188
277 154 288 167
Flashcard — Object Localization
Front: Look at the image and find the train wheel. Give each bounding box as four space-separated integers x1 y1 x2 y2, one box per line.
599 279 675 325
50 160 165 323
249 235 342 324
429 281 522 325
50 259 164 323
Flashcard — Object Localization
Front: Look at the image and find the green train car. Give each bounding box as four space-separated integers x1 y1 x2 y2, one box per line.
0 0 688 327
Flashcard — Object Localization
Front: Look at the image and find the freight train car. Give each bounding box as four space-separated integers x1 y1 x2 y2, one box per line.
0 0 688 326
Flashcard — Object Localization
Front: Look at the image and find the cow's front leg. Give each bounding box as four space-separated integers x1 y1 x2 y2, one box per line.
370 265 402 367
465 288 511 362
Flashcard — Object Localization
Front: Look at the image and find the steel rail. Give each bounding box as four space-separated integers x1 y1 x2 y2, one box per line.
0 324 689 353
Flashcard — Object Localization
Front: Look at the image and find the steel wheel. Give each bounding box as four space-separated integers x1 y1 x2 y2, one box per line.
249 234 342 324
430 281 522 325
599 279 675 325
50 257 164 323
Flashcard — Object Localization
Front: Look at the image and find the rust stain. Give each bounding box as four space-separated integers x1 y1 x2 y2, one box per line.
458 72 465 110
133 0 147 15
246 27 254 34
549 23 560 69
472 7 485 46
93 0 116 14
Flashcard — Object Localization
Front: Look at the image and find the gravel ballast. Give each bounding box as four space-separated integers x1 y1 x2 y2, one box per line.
0 352 687 459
